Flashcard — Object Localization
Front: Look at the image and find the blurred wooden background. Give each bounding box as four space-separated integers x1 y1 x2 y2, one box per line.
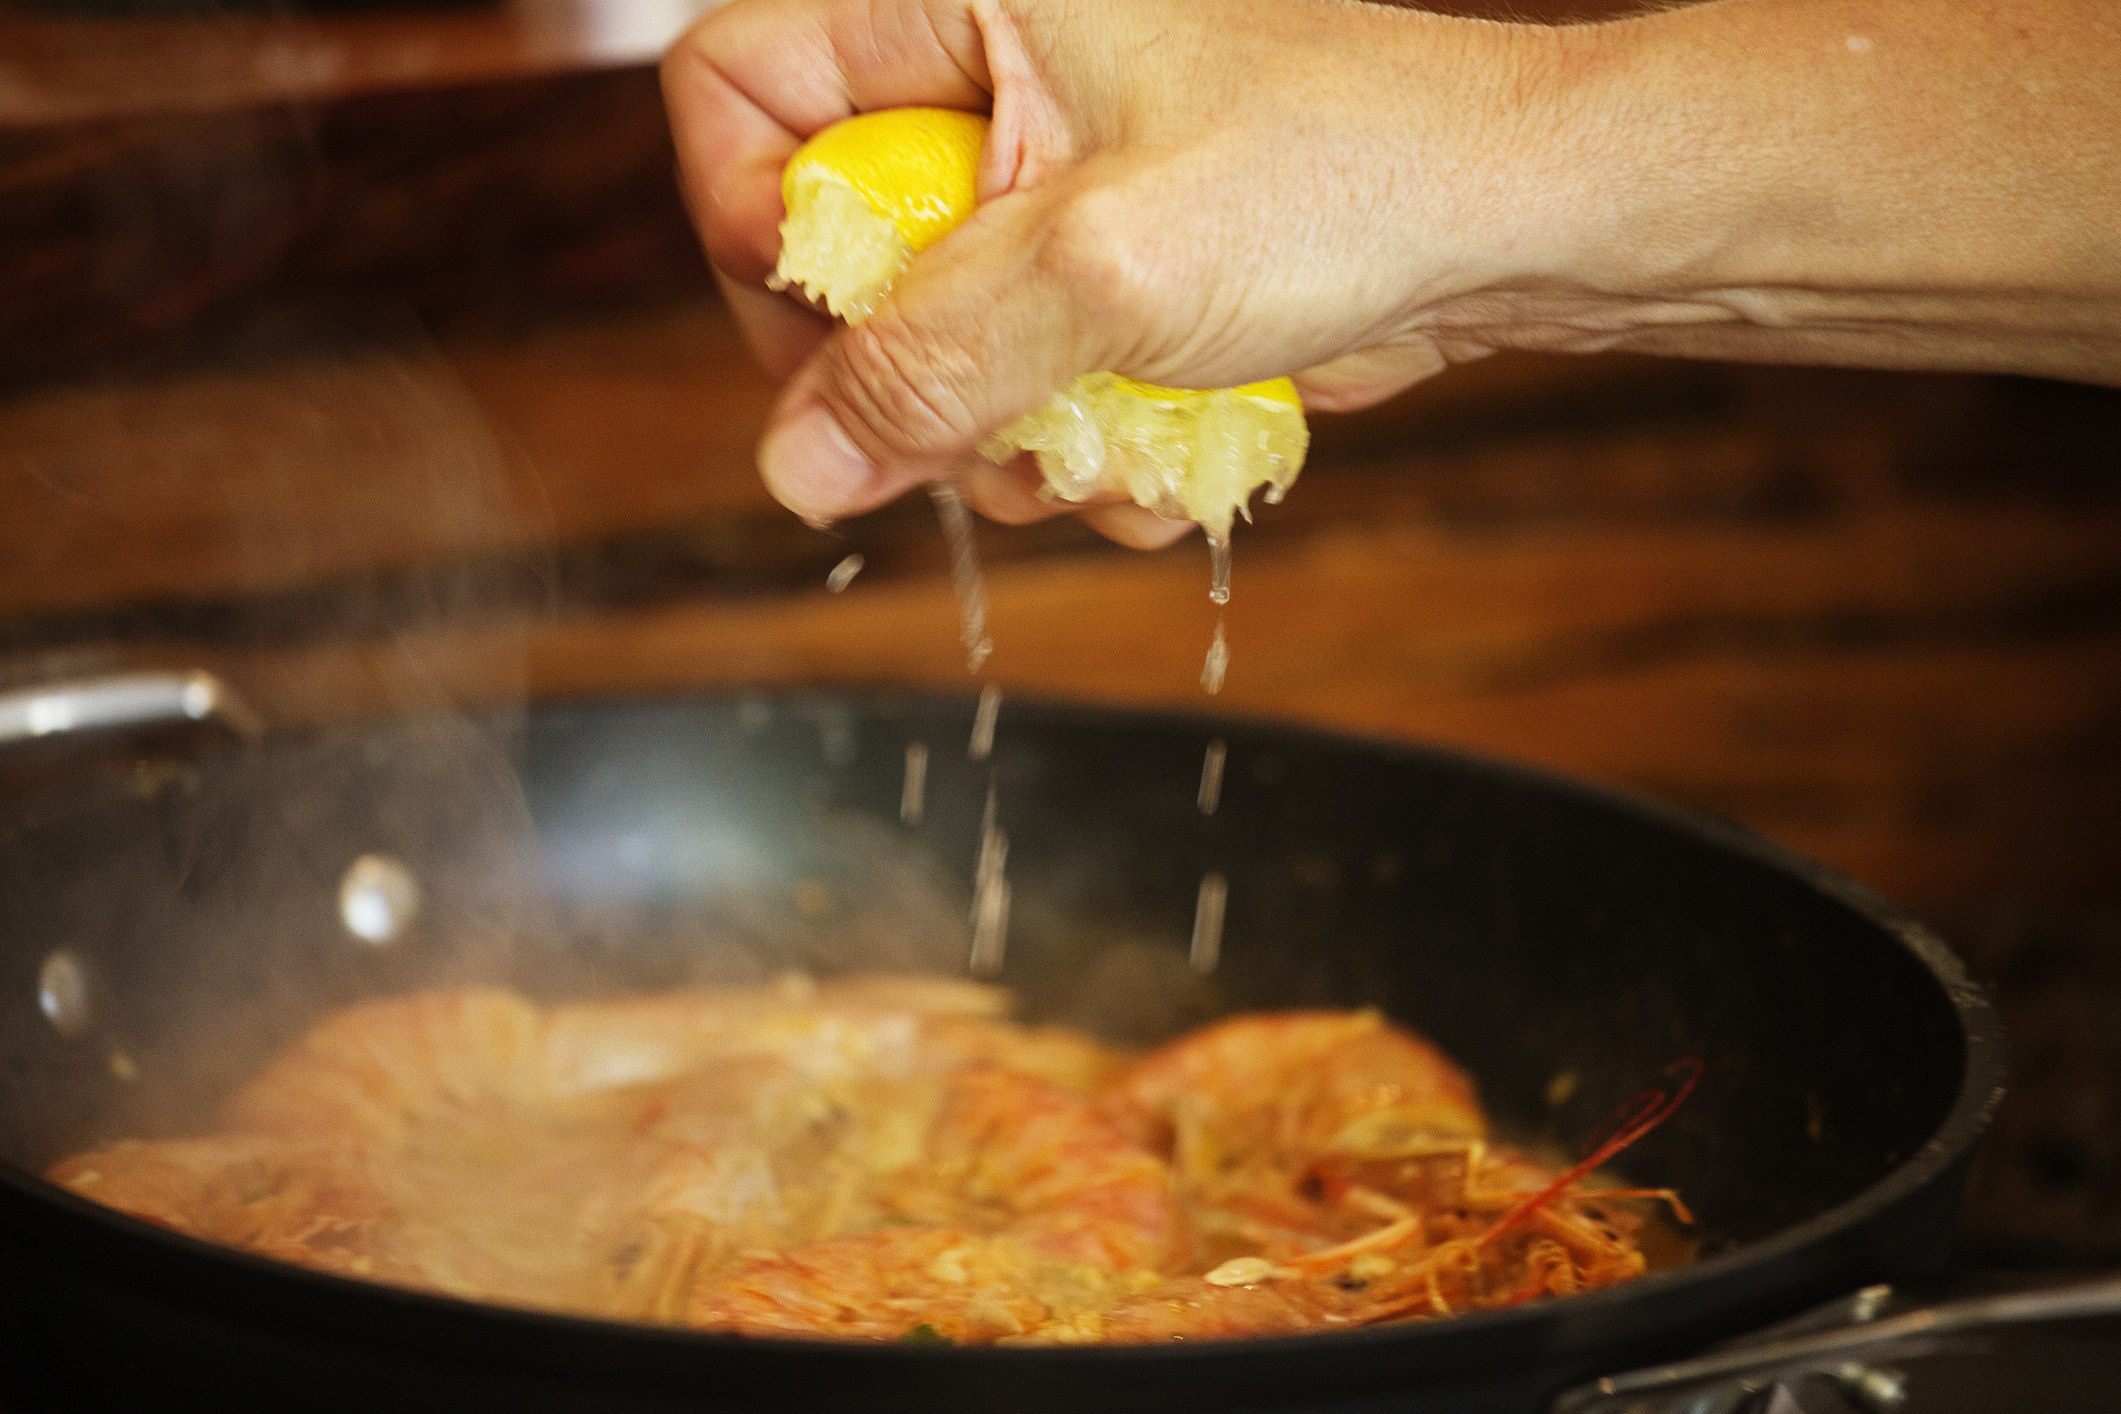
2 0 2117 1262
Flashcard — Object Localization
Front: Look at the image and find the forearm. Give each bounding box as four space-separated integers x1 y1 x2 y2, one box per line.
1496 0 2121 383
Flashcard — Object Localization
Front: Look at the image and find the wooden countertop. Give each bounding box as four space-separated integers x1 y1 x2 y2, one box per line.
0 0 714 127
2 0 2118 1262
0 0 1634 129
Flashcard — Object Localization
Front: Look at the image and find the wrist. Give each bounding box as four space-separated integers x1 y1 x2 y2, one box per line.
1351 10 1660 332
1480 13 1741 301
1514 0 2121 382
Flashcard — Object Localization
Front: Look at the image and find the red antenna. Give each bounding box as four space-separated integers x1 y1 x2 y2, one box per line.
1479 1057 1703 1247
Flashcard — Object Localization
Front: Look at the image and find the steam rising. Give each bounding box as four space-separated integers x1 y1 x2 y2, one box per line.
0 315 560 1147
0 312 1239 1170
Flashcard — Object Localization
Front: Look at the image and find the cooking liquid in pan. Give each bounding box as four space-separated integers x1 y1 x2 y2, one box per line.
47 976 1691 1344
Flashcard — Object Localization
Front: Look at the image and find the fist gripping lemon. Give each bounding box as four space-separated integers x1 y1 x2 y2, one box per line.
772 108 1308 542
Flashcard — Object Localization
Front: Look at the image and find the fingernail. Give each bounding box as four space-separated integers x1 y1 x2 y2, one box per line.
760 405 877 522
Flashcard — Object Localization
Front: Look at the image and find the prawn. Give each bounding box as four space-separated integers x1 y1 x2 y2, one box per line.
540 973 1012 1097
220 988 546 1146
47 984 1691 1346
1098 1011 1488 1267
1101 1011 1486 1158
686 1066 1174 1340
46 1135 425 1287
83 981 1053 1319
221 976 1062 1138
1070 1055 1701 1341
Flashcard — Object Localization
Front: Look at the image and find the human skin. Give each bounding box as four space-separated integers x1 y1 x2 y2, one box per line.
661 0 2121 545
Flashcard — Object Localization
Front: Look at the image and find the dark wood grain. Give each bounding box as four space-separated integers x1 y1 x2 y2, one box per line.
0 0 1634 134
8 295 2114 919
0 0 712 128
0 66 714 390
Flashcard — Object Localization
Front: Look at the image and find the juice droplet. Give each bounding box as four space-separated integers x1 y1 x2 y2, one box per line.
971 782 1008 923
970 873 1011 977
1208 534 1232 607
1201 613 1229 695
969 684 1001 761
825 553 864 593
900 741 929 826
929 483 993 672
969 779 1010 975
1190 872 1228 975
1197 738 1227 816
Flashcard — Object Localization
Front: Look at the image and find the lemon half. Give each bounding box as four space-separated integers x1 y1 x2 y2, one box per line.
773 108 988 323
774 107 1308 541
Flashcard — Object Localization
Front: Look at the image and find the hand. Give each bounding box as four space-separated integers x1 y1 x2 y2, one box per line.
661 0 1574 543
664 0 2121 540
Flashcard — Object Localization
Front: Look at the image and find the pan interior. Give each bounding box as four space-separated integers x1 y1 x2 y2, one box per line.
0 691 1971 1265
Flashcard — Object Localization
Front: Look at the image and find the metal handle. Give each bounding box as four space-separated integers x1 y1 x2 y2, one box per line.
1555 1275 2121 1414
0 671 263 747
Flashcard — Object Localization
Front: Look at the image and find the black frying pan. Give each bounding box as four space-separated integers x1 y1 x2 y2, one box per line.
0 683 2004 1412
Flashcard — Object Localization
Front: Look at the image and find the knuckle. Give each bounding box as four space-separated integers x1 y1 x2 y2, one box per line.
1038 184 1162 325
823 313 985 458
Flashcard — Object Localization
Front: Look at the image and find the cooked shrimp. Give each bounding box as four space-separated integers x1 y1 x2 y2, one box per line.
1101 1010 1486 1159
48 983 1687 1344
578 998 1140 1323
919 1016 1128 1097
221 988 545 1145
47 1135 420 1285
880 1067 1174 1269
1097 1011 1486 1266
686 1229 1079 1342
223 977 1042 1137
1064 1047 1699 1340
688 1067 1175 1339
1048 1178 1660 1343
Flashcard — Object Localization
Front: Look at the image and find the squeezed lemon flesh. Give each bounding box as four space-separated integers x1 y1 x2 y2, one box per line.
982 375 1306 540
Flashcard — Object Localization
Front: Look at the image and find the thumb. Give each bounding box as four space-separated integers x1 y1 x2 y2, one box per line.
758 188 1098 523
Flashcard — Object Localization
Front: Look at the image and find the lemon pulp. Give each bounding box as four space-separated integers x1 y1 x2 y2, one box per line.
773 108 988 323
979 374 1307 542
774 107 1308 541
